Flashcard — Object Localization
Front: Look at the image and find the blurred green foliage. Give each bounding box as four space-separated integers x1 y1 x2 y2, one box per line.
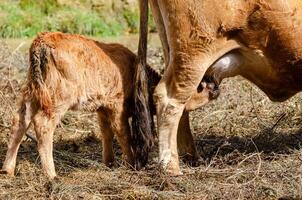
0 0 156 38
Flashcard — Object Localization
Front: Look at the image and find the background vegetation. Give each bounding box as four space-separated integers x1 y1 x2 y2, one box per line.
0 0 156 38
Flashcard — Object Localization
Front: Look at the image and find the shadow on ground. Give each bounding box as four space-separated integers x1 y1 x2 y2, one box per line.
1 128 302 175
196 128 302 163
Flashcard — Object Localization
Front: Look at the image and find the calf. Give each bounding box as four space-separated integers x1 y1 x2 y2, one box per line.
1 32 217 179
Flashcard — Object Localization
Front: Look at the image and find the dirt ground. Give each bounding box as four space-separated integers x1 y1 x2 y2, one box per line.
0 37 301 200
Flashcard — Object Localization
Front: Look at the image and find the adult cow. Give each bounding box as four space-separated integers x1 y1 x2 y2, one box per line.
134 0 302 175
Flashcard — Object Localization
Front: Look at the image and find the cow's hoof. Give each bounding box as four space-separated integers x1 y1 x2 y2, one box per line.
162 162 183 176
0 168 14 176
166 167 183 176
182 154 201 167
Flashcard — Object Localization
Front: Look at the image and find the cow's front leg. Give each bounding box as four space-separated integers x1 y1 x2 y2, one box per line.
154 55 208 175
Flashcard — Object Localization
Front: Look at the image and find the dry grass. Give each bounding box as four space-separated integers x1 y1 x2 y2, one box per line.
0 39 301 200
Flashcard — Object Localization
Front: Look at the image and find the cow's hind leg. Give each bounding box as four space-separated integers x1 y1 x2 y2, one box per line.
177 80 221 165
1 101 33 176
97 112 115 167
177 111 200 166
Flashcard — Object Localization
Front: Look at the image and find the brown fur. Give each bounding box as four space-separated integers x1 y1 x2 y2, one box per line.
138 0 302 175
1 32 215 178
28 39 53 116
1 32 143 178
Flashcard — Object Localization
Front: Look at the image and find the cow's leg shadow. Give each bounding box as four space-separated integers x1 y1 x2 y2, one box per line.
194 128 302 164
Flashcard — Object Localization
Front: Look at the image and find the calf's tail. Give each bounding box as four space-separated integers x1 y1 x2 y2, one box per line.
28 40 53 116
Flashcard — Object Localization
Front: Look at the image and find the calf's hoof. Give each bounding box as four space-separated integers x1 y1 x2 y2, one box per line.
104 157 115 168
0 168 15 176
105 161 114 168
43 170 57 180
45 173 57 180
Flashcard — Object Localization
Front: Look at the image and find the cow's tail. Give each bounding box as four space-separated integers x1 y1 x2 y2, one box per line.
131 0 154 169
27 40 53 117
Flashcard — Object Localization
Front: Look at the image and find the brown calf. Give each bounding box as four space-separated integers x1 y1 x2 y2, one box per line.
0 32 216 179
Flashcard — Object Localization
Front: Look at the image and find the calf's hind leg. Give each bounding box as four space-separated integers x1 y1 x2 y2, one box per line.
1 101 33 176
32 106 67 179
109 111 134 167
97 112 115 167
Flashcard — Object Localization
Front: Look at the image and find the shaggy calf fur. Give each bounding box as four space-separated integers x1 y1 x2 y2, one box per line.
0 32 217 179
